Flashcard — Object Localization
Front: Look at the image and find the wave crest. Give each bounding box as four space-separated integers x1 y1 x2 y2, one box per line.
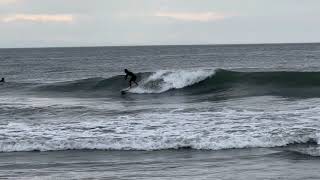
129 69 215 93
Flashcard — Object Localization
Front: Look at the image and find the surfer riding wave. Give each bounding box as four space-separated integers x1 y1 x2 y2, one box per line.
124 69 138 88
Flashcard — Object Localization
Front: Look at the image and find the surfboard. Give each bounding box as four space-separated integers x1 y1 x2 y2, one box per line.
120 87 130 95
121 84 139 95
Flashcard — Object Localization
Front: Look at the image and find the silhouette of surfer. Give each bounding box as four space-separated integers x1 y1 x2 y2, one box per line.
124 69 138 88
0 78 5 83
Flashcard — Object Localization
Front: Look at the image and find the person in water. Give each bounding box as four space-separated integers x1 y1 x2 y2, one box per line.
124 69 138 88
0 78 4 83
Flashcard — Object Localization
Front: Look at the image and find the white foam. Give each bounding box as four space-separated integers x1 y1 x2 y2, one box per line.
1 102 320 152
129 69 216 94
2 92 320 152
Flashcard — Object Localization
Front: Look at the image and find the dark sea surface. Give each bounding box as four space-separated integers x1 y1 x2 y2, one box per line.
1 43 320 179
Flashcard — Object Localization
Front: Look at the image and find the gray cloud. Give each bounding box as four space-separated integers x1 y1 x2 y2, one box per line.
0 0 319 48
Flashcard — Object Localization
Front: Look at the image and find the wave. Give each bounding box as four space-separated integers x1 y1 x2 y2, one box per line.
285 145 320 157
12 69 320 98
0 122 319 152
129 69 215 93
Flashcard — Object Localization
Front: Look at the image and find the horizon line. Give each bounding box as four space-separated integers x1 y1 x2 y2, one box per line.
1 41 320 50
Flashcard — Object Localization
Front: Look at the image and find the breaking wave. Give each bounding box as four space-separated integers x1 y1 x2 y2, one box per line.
0 121 319 152
26 69 320 99
129 69 215 93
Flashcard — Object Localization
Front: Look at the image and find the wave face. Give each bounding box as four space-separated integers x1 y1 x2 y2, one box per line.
30 69 320 99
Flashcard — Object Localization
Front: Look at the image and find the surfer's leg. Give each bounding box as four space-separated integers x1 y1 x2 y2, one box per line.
129 80 132 88
131 76 138 86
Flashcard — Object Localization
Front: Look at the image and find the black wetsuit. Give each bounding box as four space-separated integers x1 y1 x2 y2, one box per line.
126 71 136 81
125 71 138 87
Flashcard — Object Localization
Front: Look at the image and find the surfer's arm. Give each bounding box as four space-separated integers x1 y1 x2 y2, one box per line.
125 74 128 80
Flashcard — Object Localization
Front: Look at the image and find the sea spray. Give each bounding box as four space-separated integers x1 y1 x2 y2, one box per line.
129 69 216 93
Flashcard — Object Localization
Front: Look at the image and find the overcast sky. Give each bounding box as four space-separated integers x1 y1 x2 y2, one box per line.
0 0 319 48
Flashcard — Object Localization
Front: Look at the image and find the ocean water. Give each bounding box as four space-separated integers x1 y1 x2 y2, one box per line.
1 43 320 179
